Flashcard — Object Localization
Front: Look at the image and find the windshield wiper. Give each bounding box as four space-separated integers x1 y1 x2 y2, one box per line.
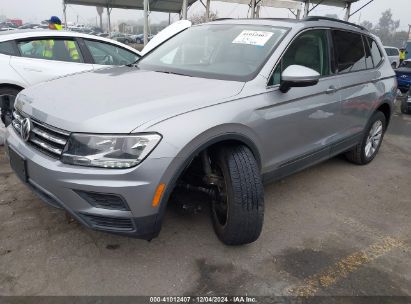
154 70 192 77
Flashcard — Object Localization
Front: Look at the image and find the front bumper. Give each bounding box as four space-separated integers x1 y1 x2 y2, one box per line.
5 126 174 239
397 79 411 92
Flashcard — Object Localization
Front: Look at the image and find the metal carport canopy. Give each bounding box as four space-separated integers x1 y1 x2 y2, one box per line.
64 0 197 14
294 0 360 7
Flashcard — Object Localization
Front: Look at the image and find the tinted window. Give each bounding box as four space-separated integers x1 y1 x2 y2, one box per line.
385 48 399 56
138 24 288 81
270 29 329 86
0 41 16 55
84 40 139 65
333 30 366 73
17 38 84 63
367 37 383 67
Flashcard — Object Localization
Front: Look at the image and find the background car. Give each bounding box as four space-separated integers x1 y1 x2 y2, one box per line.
395 59 411 93
400 89 411 114
132 33 154 44
111 32 134 44
0 29 141 125
384 46 400 68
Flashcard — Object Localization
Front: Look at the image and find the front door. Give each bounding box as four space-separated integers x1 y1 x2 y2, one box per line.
260 29 342 179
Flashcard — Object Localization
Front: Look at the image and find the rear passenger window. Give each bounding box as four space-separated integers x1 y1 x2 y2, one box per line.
367 37 383 67
333 30 366 73
17 38 84 63
0 41 16 56
269 29 330 86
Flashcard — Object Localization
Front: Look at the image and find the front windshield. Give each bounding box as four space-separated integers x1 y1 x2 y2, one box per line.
138 24 288 81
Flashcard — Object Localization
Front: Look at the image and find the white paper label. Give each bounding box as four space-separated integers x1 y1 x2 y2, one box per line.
232 30 274 46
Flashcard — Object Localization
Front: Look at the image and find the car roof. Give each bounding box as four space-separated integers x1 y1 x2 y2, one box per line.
205 18 370 35
0 29 141 55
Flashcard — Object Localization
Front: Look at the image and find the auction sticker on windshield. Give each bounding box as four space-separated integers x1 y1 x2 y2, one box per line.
232 30 274 46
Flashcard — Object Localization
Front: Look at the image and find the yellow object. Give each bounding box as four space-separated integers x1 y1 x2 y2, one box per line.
400 50 406 60
152 184 166 207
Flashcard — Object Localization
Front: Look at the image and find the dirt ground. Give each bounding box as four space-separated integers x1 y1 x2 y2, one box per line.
0 105 410 296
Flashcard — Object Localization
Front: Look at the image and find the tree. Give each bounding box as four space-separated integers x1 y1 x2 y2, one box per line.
360 20 373 31
189 11 218 25
359 9 407 48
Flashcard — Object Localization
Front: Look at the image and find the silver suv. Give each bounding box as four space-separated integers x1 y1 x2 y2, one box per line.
5 17 396 245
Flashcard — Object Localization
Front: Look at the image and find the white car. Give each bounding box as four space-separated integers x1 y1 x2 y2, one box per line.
0 29 141 124
384 46 400 69
0 22 192 126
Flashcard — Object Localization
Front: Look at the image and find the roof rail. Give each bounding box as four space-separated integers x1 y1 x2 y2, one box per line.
304 16 368 32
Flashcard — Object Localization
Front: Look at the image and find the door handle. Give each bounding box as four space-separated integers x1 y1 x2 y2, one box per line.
326 86 337 94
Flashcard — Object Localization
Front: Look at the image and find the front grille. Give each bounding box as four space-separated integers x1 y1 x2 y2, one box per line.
75 190 130 211
79 213 135 231
12 110 70 158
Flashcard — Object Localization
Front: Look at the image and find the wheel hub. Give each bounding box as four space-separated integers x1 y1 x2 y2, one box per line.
365 120 383 158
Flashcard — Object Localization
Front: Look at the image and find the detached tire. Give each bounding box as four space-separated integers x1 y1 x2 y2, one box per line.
345 111 386 165
211 145 264 245
0 86 21 126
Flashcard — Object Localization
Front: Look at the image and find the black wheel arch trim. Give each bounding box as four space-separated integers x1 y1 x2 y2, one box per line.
151 132 262 235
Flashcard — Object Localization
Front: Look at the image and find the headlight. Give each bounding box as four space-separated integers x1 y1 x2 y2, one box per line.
61 133 162 168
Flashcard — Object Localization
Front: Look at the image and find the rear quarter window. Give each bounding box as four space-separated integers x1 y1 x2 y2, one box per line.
367 37 383 67
0 41 16 56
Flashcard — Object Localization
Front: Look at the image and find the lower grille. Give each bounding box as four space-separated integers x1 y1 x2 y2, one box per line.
80 213 135 231
12 110 70 158
75 190 130 211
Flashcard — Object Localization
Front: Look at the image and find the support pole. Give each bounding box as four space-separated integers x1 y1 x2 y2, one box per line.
107 1 111 36
182 0 188 20
205 0 211 21
250 0 256 18
62 1 67 29
344 2 351 21
303 0 309 18
255 5 260 18
296 9 301 20
144 0 149 45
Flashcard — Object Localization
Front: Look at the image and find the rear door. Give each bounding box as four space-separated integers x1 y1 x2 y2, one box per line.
10 37 94 86
332 30 382 144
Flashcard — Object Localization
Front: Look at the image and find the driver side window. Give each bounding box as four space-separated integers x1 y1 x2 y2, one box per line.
269 29 330 86
84 39 139 65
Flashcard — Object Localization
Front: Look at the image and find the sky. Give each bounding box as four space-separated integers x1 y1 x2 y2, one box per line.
0 0 410 32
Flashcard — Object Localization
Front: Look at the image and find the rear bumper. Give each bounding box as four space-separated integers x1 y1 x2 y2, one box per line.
5 126 174 240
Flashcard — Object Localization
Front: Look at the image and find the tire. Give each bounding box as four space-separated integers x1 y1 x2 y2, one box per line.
211 145 264 245
401 93 410 114
345 111 386 165
391 62 397 69
0 86 21 127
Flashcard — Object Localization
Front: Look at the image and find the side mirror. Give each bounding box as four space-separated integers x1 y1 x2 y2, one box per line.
279 65 321 93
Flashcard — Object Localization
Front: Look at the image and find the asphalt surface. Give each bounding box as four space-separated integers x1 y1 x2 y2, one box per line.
0 106 410 296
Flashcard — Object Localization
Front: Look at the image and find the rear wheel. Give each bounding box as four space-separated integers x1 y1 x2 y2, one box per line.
345 111 386 165
0 86 21 127
401 90 410 114
210 145 264 245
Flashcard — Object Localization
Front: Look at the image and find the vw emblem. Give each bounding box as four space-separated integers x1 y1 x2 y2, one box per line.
401 75 407 78
21 118 32 142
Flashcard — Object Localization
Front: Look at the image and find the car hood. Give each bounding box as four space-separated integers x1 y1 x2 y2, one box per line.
395 67 411 74
16 66 244 133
